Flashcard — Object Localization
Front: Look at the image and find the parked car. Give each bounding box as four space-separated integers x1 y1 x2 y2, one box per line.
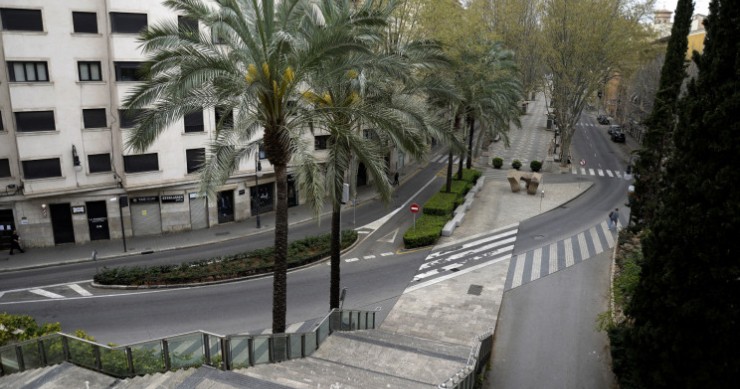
597 115 610 124
611 131 626 143
608 125 622 135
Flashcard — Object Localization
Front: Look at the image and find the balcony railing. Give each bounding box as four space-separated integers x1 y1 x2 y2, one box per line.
437 329 494 389
0 309 375 378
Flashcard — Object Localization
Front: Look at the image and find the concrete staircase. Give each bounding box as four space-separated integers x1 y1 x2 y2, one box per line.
0 362 117 389
237 329 471 388
112 367 196 388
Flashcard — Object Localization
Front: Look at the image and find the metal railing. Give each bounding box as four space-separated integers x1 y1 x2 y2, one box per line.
0 309 375 378
438 329 494 389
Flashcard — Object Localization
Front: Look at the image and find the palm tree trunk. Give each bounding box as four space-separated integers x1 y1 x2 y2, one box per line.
457 150 464 180
272 163 289 334
446 150 453 192
466 116 474 169
330 200 342 309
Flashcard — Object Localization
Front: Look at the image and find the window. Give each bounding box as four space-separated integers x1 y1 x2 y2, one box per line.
8 61 48 82
114 61 145 82
0 159 10 178
15 111 55 132
123 153 158 173
22 158 61 179
83 108 107 128
78 61 102 81
87 153 111 173
118 109 145 128
214 106 233 129
186 148 205 174
110 12 147 34
258 144 267 160
72 12 97 33
184 110 204 133
1 8 43 31
178 15 197 36
314 135 330 150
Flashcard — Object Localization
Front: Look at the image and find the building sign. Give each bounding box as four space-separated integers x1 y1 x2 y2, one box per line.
130 196 159 204
161 194 185 203
71 205 86 214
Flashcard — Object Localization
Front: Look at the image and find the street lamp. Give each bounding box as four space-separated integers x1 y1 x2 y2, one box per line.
254 155 263 228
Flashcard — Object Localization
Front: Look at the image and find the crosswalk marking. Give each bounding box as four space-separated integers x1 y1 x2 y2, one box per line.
564 238 574 267
597 169 604 176
68 284 92 297
548 244 558 275
591 226 604 254
606 170 614 178
363 255 376 260
589 168 595 175
578 232 589 261
29 289 64 299
580 168 586 175
604 222 616 248
345 258 359 263
615 171 622 178
511 254 525 288
380 252 394 257
531 248 542 280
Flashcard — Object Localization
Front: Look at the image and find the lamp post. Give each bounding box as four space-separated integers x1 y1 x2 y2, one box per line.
254 155 262 228
111 195 128 252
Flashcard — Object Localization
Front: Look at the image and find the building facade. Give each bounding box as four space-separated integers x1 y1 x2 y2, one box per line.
0 0 306 249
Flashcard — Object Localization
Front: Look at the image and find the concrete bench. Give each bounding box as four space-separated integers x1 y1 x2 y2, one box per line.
442 220 457 236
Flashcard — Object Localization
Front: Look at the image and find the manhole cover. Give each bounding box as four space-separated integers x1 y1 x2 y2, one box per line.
533 234 545 240
468 285 483 296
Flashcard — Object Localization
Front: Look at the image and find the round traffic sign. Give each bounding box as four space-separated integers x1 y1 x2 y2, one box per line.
410 203 420 213
579 159 586 166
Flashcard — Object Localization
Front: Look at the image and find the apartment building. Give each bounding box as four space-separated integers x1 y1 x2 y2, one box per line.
0 0 309 249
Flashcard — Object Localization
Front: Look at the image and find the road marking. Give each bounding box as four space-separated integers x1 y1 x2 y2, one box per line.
549 244 558 275
615 171 623 178
363 255 376 260
380 252 394 257
531 248 542 281
511 254 525 288
578 232 589 261
589 168 596 175
580 168 586 175
591 226 604 254
29 289 64 299
441 263 463 271
378 228 399 243
597 169 604 176
571 167 577 175
413 269 439 282
606 170 614 178
564 238 574 267
604 222 616 248
405 252 512 293
0 292 4 299
345 258 359 263
68 284 92 297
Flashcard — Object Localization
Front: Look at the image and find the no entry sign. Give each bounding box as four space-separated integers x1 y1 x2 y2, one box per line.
410 203 420 213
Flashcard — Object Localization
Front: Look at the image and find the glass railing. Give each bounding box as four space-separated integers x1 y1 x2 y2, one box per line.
0 309 375 378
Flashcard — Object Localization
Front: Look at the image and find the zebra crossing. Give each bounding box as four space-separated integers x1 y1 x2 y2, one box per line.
406 225 518 292
504 220 620 290
0 282 97 303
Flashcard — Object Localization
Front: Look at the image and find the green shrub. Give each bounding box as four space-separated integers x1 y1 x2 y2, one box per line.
492 157 503 169
530 160 542 172
423 192 459 216
403 215 448 248
460 168 481 184
94 230 358 286
511 159 522 170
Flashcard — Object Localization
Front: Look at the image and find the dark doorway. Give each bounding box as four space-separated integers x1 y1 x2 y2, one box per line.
250 183 274 215
86 201 110 240
217 190 234 224
357 163 368 187
0 209 15 250
50 203 75 244
288 175 298 207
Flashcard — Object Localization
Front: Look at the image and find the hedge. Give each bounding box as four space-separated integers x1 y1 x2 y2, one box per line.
460 168 482 184
403 215 448 249
94 230 358 286
423 192 459 216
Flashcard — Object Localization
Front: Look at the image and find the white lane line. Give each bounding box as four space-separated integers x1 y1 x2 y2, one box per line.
345 258 359 263
380 252 394 257
68 284 92 297
420 243 515 270
597 169 604 176
29 289 64 299
549 244 558 275
511 254 525 288
441 263 463 271
413 269 439 282
564 238 574 267
531 248 542 281
363 255 376 260
578 232 589 261
591 225 604 254
606 170 614 178
589 168 596 176
286 322 303 333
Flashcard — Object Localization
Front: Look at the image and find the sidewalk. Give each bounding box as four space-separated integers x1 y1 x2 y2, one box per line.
0 167 425 273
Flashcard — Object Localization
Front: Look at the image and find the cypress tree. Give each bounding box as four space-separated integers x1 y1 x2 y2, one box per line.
629 0 693 229
625 0 740 386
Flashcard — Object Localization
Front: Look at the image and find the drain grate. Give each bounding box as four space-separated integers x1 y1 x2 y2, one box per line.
467 285 483 296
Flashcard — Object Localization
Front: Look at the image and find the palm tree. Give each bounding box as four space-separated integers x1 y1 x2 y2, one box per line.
122 0 386 333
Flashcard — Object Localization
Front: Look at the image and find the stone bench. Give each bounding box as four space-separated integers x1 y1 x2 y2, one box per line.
507 170 541 195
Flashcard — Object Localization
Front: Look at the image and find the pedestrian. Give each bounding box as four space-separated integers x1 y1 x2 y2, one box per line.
9 230 24 255
393 172 399 186
608 208 620 231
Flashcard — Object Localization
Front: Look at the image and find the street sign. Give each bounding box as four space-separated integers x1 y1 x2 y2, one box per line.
579 159 586 166
410 203 420 213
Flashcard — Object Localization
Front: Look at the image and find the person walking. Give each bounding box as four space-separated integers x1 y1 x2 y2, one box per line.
393 172 399 186
608 208 620 231
9 230 24 255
